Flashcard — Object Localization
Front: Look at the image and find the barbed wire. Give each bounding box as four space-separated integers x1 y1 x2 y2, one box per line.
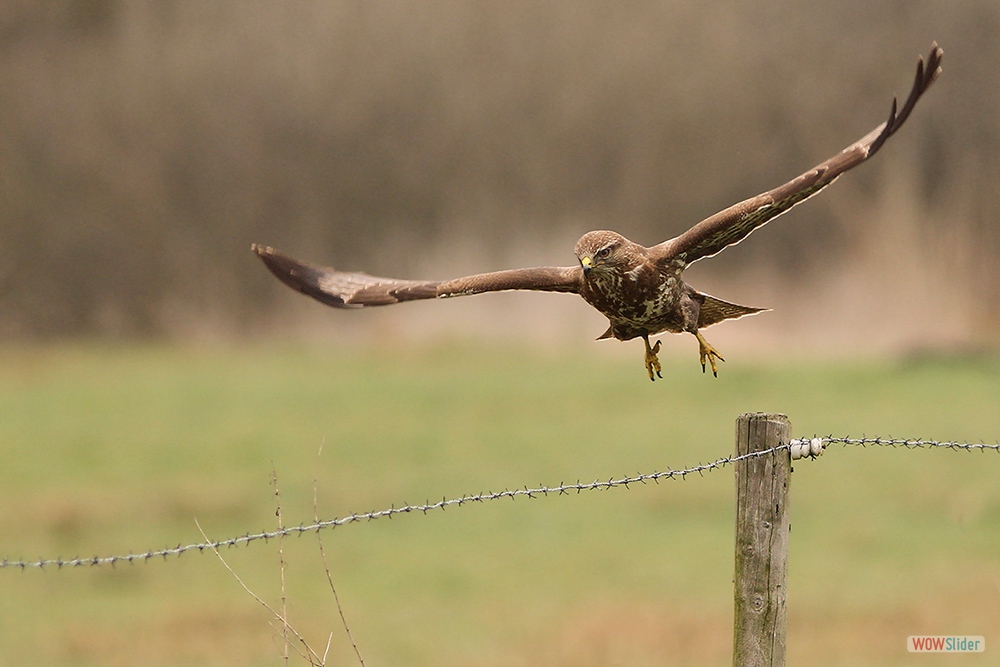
2 436 997 571
805 436 1000 453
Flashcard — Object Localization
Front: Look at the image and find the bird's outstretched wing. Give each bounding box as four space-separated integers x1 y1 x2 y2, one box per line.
650 42 943 266
252 244 583 308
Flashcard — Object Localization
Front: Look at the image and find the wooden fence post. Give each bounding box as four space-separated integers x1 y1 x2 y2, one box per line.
733 413 791 667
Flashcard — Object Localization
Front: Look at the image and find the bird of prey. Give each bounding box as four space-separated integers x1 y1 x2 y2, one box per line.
254 43 942 381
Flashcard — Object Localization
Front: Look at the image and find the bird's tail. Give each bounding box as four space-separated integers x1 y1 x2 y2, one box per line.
697 293 769 328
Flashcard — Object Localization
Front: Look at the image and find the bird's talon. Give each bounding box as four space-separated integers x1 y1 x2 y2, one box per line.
695 331 724 378
643 336 663 381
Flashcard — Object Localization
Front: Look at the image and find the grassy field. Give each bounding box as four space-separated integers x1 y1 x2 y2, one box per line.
1 342 998 666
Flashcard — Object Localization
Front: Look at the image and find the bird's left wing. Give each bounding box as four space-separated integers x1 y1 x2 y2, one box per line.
253 244 583 309
650 42 942 266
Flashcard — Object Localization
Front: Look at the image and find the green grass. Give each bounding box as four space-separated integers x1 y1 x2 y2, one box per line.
1 342 998 666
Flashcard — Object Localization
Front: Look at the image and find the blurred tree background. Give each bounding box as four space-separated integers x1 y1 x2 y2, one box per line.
1 1 997 350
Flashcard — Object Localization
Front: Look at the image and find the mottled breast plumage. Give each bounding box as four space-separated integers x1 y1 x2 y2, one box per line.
573 230 690 341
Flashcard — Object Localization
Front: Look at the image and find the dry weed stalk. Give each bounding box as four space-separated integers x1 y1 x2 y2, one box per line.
195 456 363 666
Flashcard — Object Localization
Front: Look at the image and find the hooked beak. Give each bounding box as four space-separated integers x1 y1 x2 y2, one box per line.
580 255 593 275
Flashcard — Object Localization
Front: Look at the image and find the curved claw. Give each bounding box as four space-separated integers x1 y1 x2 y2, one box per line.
695 331 725 377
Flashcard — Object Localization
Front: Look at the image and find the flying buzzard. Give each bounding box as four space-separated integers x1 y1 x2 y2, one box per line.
254 43 942 380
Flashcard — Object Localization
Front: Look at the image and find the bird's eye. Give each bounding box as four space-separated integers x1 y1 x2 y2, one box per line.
596 246 612 260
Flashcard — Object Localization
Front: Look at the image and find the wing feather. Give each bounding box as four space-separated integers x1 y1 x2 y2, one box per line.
252 244 582 309
650 42 942 266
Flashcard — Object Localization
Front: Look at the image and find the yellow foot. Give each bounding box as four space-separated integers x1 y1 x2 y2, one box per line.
695 331 725 377
642 336 663 381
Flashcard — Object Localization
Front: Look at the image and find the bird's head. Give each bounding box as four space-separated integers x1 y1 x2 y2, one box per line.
574 230 643 277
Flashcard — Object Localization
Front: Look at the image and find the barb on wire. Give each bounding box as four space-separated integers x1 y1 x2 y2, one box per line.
2 435 997 572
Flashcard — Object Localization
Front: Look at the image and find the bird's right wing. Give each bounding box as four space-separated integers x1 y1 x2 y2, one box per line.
252 244 583 309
